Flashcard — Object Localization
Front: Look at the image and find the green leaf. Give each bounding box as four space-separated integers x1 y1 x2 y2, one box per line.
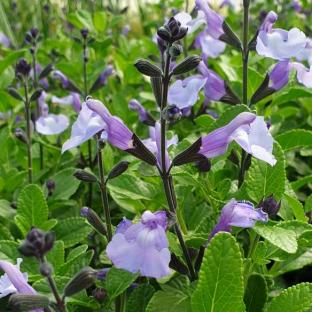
282 194 308 222
265 283 312 312
272 86 312 106
245 143 285 202
194 114 215 131
49 168 81 201
15 184 56 236
127 284 155 312
67 244 88 262
291 174 312 191
244 274 267 312
276 130 312 152
67 10 94 31
93 11 107 32
53 217 91 248
191 232 245 312
46 241 64 272
146 276 193 312
253 223 297 254
105 268 139 302
0 199 16 218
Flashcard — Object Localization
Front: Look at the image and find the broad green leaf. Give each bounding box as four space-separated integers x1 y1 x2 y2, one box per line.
0 50 25 74
253 223 297 254
282 194 307 222
49 168 81 201
272 86 312 106
194 114 215 131
244 274 267 312
67 244 88 262
67 10 94 31
15 184 56 236
53 217 92 248
245 143 285 202
105 268 139 302
291 174 312 191
93 11 107 32
265 283 312 312
276 130 312 152
46 241 64 272
191 232 245 312
127 284 155 312
146 276 193 312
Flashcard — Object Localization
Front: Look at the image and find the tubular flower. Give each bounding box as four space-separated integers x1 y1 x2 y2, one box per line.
51 92 82 112
256 11 306 60
129 99 155 126
106 211 171 279
0 259 43 312
209 199 268 240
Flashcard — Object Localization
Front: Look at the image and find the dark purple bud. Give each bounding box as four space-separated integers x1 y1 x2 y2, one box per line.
80 207 89 217
163 105 182 122
46 179 55 196
92 288 107 302
80 207 107 236
195 157 211 172
30 28 39 39
74 169 98 183
39 262 52 277
258 195 281 216
81 28 89 39
167 17 181 37
9 294 50 311
16 59 31 77
19 228 55 259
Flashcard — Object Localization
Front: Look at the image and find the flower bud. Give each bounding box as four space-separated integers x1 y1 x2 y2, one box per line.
63 267 97 298
171 55 201 75
195 157 211 172
74 169 98 183
259 195 281 216
14 128 28 144
9 294 50 311
80 207 107 236
7 87 24 101
163 105 182 123
16 59 31 77
150 77 162 107
92 288 107 302
157 27 171 42
80 28 89 39
134 59 162 77
19 228 55 259
40 262 53 277
169 43 183 57
220 21 242 50
161 17 188 43
107 161 129 180
46 179 55 196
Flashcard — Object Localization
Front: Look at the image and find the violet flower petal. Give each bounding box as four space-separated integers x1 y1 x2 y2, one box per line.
269 60 290 90
291 62 312 88
36 114 69 135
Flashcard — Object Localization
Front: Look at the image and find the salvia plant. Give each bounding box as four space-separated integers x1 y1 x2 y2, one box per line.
0 0 312 311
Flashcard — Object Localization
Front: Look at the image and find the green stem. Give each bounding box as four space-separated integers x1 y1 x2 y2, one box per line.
40 257 66 312
24 78 33 184
97 140 113 241
160 46 196 281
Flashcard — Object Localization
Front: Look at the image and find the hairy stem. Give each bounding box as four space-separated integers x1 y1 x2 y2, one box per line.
97 140 113 241
160 46 196 281
40 257 66 312
24 78 33 184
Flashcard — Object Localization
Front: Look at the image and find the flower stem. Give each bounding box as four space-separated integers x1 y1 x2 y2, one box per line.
31 45 44 171
24 78 33 184
82 37 93 205
160 46 196 281
97 139 113 241
39 257 66 312
239 0 250 187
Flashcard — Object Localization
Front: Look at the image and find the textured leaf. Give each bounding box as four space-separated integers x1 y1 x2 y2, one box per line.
0 199 16 218
46 240 65 272
15 184 56 236
146 276 192 312
191 232 245 312
53 217 92 248
291 174 312 191
127 284 155 312
253 223 297 254
245 143 285 202
282 194 308 222
105 268 139 302
272 86 312 106
244 274 267 312
276 130 312 152
265 283 312 312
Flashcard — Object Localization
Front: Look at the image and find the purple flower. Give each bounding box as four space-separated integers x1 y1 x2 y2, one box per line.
90 66 114 93
256 11 306 60
174 11 206 35
0 32 10 48
106 211 170 278
198 61 226 101
0 259 43 311
269 60 290 90
168 76 207 109
291 62 312 88
86 99 133 151
195 0 224 39
52 92 82 112
52 70 70 88
292 0 301 12
199 112 276 166
142 124 178 170
209 199 268 239
296 38 312 66
121 25 130 36
129 99 155 126
62 102 107 153
35 94 69 136
30 64 49 89
194 30 226 59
